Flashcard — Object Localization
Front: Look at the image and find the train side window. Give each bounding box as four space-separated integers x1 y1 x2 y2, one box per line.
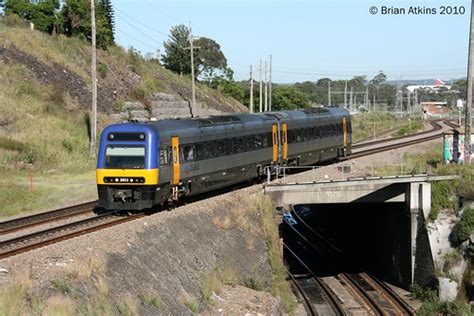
261 134 268 148
159 147 169 165
182 144 194 162
254 134 263 149
225 139 232 155
287 130 294 144
205 141 215 159
233 137 244 153
216 140 225 157
195 143 204 160
266 132 273 147
295 129 302 142
245 135 254 151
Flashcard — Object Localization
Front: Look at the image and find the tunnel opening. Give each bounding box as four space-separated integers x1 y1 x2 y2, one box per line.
282 202 412 289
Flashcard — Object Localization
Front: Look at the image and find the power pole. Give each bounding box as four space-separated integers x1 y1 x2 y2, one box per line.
328 81 331 106
90 0 97 158
249 65 254 113
349 86 353 112
344 81 347 108
189 22 197 113
465 0 474 164
259 59 263 112
269 54 272 111
407 90 411 115
264 61 268 112
373 94 376 112
365 86 369 111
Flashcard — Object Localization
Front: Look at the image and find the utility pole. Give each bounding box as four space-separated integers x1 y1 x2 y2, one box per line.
90 0 97 157
349 86 353 112
365 86 369 111
188 22 197 113
249 65 254 113
328 81 331 107
344 81 347 108
264 61 268 112
259 60 262 112
465 0 474 164
373 94 376 112
269 54 272 111
407 90 411 115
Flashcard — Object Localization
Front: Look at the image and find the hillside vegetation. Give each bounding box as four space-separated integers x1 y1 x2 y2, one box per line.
0 23 245 217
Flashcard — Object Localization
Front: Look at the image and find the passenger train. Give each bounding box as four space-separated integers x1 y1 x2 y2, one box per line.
96 108 352 210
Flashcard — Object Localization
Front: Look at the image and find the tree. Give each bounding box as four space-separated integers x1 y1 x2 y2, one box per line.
370 71 387 86
194 36 227 82
161 24 193 75
218 80 244 103
97 0 114 43
272 85 310 110
60 0 114 49
3 0 60 33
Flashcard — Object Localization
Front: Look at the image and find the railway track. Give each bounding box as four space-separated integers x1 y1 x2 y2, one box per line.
0 210 144 259
0 201 97 235
351 120 443 150
283 210 416 315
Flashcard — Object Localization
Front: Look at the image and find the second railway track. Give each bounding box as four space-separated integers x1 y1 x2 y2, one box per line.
0 210 144 259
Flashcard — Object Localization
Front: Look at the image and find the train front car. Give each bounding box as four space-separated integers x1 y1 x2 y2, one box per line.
96 124 159 210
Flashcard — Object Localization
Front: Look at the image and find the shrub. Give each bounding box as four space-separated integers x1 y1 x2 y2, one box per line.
98 62 108 79
430 181 454 220
452 208 474 244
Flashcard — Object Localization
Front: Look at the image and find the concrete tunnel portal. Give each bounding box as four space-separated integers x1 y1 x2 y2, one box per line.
265 175 458 290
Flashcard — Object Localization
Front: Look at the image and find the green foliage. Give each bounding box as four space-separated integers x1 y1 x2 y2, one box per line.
453 208 474 244
4 0 60 33
161 24 192 75
139 292 162 310
183 298 199 314
2 0 115 48
52 278 71 294
0 137 27 152
271 85 310 110
97 62 108 79
243 274 265 291
218 80 245 102
430 181 453 220
195 36 227 81
257 194 296 313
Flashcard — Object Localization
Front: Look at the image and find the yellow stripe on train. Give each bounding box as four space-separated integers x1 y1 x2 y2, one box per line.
96 169 159 185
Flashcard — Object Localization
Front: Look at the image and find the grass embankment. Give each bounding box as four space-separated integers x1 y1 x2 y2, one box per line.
0 59 96 218
208 193 296 313
351 112 424 142
0 24 245 218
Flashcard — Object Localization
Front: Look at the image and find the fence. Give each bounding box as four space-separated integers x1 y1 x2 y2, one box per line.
265 163 432 184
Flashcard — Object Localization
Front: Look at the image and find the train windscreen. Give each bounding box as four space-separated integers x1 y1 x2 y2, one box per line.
105 146 145 169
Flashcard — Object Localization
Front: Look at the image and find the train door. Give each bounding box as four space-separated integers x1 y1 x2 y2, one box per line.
282 123 288 160
342 117 347 147
171 136 180 185
272 124 278 162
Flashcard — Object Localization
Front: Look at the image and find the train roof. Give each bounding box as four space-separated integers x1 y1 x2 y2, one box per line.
142 107 349 132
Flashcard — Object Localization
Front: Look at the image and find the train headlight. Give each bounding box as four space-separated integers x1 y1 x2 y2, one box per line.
139 134 145 140
108 134 114 140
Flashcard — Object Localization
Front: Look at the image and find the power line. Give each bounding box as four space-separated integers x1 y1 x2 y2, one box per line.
116 29 158 50
115 7 169 38
115 11 164 45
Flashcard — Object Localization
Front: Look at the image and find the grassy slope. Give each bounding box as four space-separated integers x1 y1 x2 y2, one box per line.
0 25 245 218
351 112 424 142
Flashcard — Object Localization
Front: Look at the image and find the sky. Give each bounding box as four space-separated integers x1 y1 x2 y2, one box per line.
113 0 471 83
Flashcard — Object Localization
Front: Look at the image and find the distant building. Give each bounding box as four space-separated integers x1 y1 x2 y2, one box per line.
421 101 449 119
406 79 452 93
